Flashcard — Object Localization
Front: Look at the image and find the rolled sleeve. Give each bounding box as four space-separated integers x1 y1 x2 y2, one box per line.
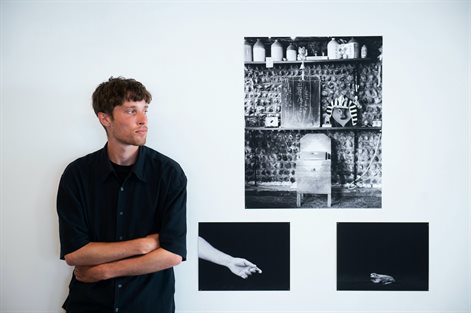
57 168 90 259
159 169 187 261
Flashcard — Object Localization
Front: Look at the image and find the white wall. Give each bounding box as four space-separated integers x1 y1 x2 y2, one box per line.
1 1 469 312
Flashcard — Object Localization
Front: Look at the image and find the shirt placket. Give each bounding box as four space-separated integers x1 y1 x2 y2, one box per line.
114 180 128 313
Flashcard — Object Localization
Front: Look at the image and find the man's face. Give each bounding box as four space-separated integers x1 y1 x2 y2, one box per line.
102 100 149 147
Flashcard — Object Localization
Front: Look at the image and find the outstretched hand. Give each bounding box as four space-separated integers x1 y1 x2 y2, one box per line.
226 257 262 279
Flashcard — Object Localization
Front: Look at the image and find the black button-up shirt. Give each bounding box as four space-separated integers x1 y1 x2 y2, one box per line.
57 144 187 313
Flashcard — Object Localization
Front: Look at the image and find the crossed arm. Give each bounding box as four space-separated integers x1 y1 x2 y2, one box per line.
65 234 182 283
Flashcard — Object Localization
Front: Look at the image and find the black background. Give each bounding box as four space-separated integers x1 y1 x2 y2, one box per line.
337 222 429 291
199 222 290 291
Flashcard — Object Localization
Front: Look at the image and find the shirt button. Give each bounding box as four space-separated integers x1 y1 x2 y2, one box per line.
115 308 119 312
118 284 122 288
120 187 124 191
119 236 123 240
119 211 124 216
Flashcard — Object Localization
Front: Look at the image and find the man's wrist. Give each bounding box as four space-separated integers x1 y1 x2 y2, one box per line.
139 237 155 255
100 262 115 280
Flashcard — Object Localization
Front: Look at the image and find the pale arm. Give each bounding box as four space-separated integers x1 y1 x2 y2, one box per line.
198 236 262 279
74 247 182 283
64 233 159 266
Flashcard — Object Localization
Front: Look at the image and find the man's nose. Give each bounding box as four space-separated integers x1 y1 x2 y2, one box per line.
137 111 147 125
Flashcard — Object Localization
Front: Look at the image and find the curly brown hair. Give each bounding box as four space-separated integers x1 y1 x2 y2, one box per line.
92 77 152 117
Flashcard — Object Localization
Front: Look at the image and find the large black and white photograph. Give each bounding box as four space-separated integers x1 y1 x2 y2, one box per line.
337 222 429 291
244 36 383 208
198 222 290 291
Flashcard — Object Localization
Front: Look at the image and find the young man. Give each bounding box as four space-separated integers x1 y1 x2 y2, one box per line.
57 77 187 313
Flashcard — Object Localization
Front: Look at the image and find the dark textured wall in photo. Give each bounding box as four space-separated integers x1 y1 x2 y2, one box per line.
245 130 381 187
337 223 429 291
245 61 382 124
199 222 290 291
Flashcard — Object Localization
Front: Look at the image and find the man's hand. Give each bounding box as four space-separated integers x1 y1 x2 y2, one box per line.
74 264 108 283
226 257 262 279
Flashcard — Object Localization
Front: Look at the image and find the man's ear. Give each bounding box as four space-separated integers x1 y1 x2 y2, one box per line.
98 112 112 128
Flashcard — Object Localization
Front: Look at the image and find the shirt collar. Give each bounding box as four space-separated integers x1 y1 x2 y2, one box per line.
131 145 147 182
98 144 147 183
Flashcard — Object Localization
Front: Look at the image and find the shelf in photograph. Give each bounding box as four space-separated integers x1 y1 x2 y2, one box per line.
244 58 375 66
245 126 382 131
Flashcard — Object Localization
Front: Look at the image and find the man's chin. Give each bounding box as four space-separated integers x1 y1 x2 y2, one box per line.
133 136 147 146
125 140 146 147
114 137 147 147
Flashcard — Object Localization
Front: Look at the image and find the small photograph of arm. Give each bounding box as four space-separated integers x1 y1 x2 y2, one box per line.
198 222 290 291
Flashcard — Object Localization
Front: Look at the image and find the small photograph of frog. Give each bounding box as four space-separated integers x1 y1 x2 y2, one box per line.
370 272 395 285
337 222 429 291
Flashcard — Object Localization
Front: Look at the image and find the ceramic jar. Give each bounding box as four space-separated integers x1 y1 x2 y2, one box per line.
286 43 296 61
271 39 283 61
361 44 368 58
253 39 266 62
244 40 253 62
327 38 339 60
348 37 360 59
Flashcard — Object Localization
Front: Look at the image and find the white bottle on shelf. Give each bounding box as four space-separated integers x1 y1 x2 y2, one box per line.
253 39 266 62
327 38 339 60
348 37 360 59
244 40 253 62
286 43 296 61
271 39 283 61
361 44 368 58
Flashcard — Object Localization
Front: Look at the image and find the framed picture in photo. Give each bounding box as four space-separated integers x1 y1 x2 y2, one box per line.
198 222 290 291
337 222 429 291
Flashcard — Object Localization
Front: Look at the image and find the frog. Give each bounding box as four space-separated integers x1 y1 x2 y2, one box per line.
370 273 395 285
